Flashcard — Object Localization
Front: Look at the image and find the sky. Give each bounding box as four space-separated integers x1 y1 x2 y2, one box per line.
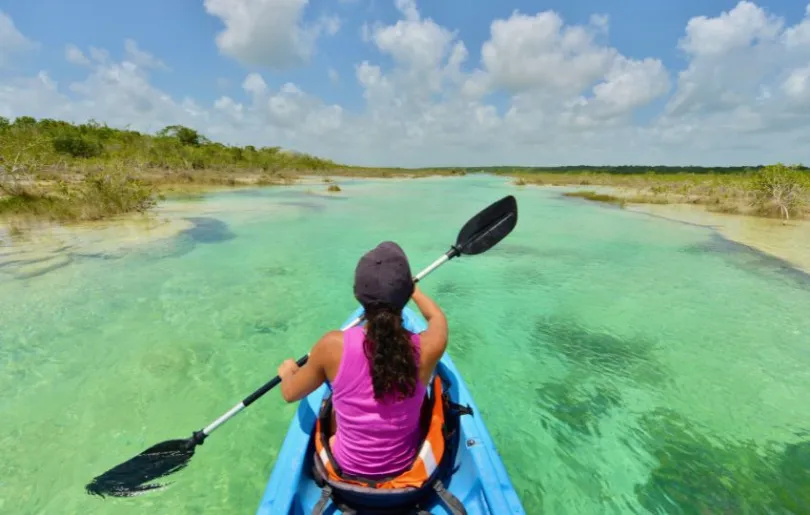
1 0 810 168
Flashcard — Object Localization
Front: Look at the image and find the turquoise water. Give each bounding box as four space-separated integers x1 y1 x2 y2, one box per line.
2 175 810 514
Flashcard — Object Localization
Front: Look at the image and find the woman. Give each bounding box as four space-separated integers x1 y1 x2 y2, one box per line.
276 241 448 479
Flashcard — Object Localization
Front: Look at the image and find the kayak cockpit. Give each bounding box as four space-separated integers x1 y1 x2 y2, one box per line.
256 307 526 515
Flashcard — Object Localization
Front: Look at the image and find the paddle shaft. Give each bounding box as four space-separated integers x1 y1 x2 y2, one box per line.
198 247 460 439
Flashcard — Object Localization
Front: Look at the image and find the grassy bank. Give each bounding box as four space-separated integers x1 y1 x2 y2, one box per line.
0 116 465 224
507 166 810 222
3 115 807 226
562 191 628 207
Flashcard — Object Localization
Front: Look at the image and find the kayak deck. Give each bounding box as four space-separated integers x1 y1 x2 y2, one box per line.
256 306 526 514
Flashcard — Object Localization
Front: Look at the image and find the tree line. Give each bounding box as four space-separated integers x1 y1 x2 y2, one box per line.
0 115 341 173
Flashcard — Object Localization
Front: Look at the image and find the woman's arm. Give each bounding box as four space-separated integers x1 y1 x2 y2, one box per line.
277 330 341 403
411 285 448 381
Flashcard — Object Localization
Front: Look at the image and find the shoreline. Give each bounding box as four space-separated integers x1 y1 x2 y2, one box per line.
627 203 810 275
0 170 457 227
542 184 810 275
4 176 809 278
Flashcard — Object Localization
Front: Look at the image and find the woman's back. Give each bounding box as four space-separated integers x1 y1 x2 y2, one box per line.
330 325 427 479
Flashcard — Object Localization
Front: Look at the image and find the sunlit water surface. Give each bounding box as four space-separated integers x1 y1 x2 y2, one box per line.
2 175 809 514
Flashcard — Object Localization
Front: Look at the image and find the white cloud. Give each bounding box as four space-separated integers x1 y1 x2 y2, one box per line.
2 2 810 167
242 72 268 96
65 45 91 67
782 65 810 101
319 15 342 36
203 0 341 69
479 10 620 95
662 0 810 144
124 39 168 70
0 72 65 120
394 0 419 22
782 5 810 49
328 68 340 84
0 11 36 67
372 15 455 71
89 47 110 64
574 56 671 122
679 1 783 56
589 14 609 34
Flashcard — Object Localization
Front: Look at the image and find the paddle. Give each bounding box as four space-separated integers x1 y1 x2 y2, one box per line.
85 194 518 498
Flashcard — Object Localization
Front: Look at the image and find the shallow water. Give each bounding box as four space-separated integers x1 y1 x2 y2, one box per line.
2 175 810 514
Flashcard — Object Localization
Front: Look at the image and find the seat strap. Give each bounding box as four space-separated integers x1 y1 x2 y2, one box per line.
311 485 333 515
446 397 473 417
335 502 358 515
433 480 467 515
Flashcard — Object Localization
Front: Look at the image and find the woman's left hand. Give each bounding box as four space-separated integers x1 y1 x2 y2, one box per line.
278 358 300 379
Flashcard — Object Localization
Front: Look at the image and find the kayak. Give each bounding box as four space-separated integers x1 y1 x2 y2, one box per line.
256 306 526 514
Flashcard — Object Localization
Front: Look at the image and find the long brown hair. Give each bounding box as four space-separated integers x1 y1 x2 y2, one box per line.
362 303 418 402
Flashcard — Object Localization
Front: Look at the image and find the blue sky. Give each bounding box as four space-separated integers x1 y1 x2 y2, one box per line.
2 0 810 167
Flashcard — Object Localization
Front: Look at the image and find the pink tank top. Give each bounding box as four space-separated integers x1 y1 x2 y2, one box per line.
330 325 426 478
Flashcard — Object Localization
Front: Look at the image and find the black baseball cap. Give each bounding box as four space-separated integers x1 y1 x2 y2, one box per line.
353 241 414 310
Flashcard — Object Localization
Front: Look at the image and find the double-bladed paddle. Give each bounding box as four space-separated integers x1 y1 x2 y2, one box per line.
85 194 518 498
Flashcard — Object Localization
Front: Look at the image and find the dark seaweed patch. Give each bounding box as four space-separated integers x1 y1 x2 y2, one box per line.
0 255 55 269
537 377 623 442
254 320 290 334
633 408 810 514
138 234 196 259
504 264 545 288
435 280 463 299
264 265 292 277
231 189 271 198
494 243 545 258
72 252 122 260
319 194 348 201
280 200 326 212
12 256 73 279
139 345 193 378
132 217 232 260
533 317 668 386
182 217 235 244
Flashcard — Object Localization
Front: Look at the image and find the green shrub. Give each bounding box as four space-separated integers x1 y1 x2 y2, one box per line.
748 163 809 221
52 134 103 158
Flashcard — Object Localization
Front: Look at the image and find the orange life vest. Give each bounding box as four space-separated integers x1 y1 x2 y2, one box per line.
311 372 470 515
314 374 446 489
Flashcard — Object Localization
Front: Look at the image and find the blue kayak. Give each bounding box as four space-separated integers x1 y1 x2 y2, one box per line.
256 306 526 514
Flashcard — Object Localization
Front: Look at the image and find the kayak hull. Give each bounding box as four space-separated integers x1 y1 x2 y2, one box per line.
256 306 526 514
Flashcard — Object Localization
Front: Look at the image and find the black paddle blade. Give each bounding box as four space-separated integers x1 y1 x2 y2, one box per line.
455 195 518 256
86 438 195 498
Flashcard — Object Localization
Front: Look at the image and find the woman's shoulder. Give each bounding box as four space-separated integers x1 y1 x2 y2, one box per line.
320 330 344 349
312 330 345 381
311 330 344 360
